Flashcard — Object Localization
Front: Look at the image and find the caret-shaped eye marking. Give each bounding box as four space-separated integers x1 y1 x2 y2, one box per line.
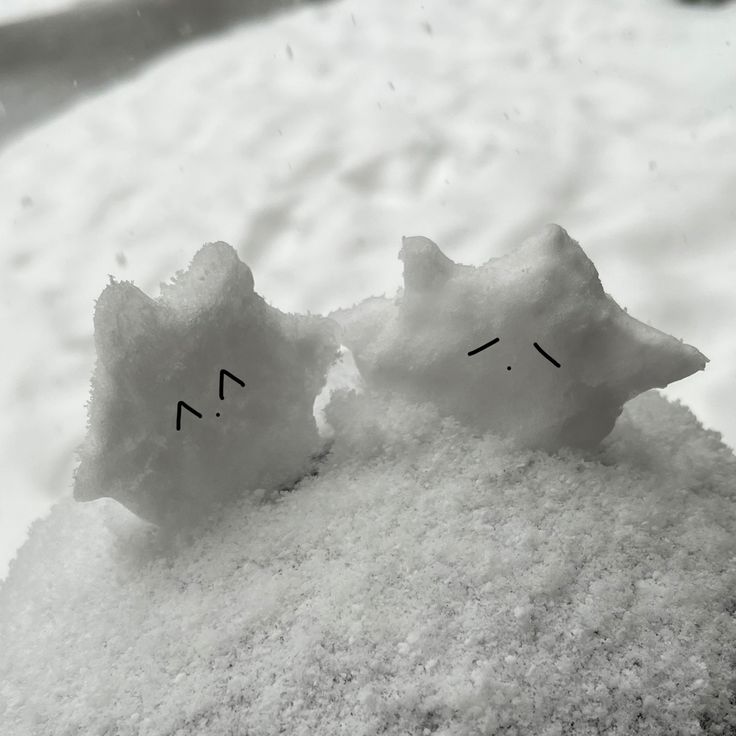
533 342 561 368
219 368 245 400
176 400 203 431
467 337 500 356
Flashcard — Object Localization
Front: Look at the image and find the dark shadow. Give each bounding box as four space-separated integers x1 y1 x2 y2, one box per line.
0 0 332 149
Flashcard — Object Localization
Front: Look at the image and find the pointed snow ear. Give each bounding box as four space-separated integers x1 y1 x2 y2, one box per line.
523 224 601 282
94 281 162 366
399 236 455 293
578 300 709 397
510 224 606 304
190 241 255 296
159 241 255 317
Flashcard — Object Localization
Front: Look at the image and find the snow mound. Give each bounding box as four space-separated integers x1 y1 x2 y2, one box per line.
73 241 340 526
2 389 735 735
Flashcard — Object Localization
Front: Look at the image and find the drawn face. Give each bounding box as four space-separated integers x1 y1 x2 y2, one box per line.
175 368 245 431
329 227 707 454
467 337 562 371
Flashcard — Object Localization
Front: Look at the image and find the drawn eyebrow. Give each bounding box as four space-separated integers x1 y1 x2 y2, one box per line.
468 337 500 356
533 342 561 367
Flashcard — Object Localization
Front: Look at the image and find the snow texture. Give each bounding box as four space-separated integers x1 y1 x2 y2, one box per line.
73 241 340 526
2 389 735 735
331 225 708 451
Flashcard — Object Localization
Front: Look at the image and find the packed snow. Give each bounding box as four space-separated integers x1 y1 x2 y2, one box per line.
72 225 708 529
332 224 708 451
74 242 339 525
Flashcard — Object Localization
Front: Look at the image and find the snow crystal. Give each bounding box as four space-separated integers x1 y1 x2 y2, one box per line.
73 241 340 526
330 224 709 451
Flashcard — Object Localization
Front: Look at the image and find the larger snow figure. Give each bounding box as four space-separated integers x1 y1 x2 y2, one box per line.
329 225 708 451
74 242 340 526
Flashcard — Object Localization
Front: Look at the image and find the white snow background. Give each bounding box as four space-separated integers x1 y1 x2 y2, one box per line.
0 0 734 584
0 0 107 23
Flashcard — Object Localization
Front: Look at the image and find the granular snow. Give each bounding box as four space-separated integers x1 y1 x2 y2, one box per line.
2 389 734 735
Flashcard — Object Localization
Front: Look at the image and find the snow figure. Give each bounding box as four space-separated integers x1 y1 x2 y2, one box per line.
73 242 340 525
329 224 708 451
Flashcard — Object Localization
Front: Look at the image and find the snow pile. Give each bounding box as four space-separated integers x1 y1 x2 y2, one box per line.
2 389 735 735
331 225 708 452
74 241 339 526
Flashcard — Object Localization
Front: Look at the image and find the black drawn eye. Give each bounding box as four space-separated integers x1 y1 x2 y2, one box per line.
467 337 499 356
176 400 202 431
219 368 245 400
467 337 561 369
533 342 561 368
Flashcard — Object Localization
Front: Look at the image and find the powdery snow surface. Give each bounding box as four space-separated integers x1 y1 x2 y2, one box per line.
1 389 735 735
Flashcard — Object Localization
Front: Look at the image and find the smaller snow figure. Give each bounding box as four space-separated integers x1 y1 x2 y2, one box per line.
329 225 708 451
73 242 340 526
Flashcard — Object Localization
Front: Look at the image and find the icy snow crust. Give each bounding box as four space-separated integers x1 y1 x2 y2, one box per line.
2 390 735 735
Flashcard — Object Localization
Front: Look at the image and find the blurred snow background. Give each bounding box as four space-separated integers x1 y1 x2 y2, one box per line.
1 0 735 581
0 0 87 22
